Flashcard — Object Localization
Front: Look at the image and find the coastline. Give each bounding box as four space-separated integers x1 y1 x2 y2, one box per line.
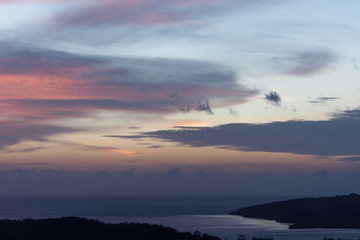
0 195 360 240
230 194 360 230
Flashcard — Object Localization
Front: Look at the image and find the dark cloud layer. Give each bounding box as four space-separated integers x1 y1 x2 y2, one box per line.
108 109 360 157
0 168 359 195
0 121 79 151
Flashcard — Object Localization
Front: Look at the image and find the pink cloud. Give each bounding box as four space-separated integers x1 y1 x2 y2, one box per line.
79 144 137 156
51 0 259 27
0 0 273 30
0 47 257 123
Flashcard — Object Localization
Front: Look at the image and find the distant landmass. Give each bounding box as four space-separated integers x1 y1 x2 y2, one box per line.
0 217 221 240
230 193 360 229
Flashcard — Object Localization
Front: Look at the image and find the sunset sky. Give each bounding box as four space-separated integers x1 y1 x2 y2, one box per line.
1 0 360 195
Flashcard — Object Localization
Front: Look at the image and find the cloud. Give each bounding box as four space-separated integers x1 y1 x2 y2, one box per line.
62 143 137 157
0 0 284 48
308 96 339 104
264 91 281 106
51 0 271 28
0 0 74 3
148 145 163 149
192 101 213 115
339 156 360 162
0 45 257 122
276 50 337 77
107 109 360 157
228 108 237 115
0 121 79 151
0 48 103 76
353 58 358 70
128 127 140 130
3 147 44 154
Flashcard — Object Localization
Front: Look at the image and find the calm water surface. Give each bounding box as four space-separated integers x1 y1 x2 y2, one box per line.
0 195 359 240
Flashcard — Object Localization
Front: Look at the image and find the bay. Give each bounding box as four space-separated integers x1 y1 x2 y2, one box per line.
0 195 359 240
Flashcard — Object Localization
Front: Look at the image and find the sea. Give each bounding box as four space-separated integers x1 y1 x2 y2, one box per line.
0 195 359 240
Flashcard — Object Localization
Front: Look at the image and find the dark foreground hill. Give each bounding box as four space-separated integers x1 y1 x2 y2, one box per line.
230 193 360 229
0 217 221 240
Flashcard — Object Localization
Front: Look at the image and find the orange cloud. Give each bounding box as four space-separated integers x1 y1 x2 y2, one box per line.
80 145 136 157
171 120 210 128
105 148 136 156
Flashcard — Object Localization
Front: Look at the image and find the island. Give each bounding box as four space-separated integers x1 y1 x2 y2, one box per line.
229 193 360 229
0 217 221 240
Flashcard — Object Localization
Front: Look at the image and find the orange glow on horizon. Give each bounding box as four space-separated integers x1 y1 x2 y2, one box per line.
171 120 210 128
106 148 136 156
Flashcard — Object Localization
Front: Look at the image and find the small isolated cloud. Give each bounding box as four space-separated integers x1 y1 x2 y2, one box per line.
228 108 237 115
148 145 163 149
128 127 140 130
309 96 339 104
195 101 213 115
179 101 215 115
276 50 337 77
148 145 164 149
265 91 281 106
353 58 358 70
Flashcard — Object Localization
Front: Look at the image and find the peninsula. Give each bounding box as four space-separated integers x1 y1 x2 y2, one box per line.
0 217 221 240
230 193 360 229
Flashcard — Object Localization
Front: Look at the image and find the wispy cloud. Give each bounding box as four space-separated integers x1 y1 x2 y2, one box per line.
0 121 79 151
308 96 339 104
228 108 237 115
107 109 360 157
275 50 337 77
339 156 360 162
178 101 214 115
51 0 272 28
3 147 44 154
353 58 358 70
91 147 136 157
148 145 163 149
0 45 257 121
62 142 137 157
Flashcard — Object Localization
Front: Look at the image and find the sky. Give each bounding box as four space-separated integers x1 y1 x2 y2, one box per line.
1 0 360 195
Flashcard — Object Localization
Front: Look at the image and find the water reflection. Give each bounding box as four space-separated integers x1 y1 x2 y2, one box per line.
96 214 360 240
